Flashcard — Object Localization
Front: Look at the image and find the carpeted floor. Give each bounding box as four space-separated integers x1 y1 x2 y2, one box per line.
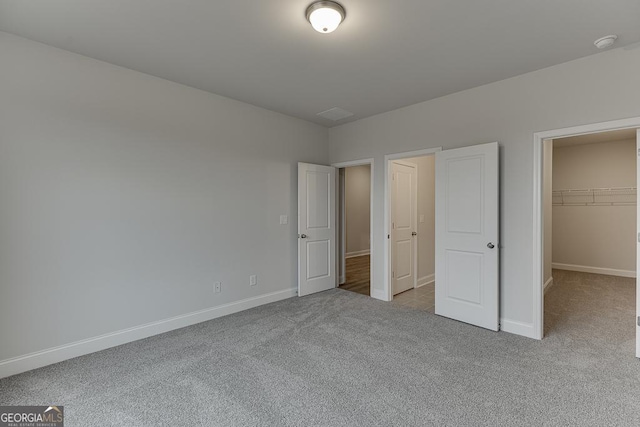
1 270 638 426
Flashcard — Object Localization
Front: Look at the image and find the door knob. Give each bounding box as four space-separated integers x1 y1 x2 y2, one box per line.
487 242 495 249
412 232 417 236
299 234 308 239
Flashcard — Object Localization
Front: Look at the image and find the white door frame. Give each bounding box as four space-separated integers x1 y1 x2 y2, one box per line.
532 116 640 340
332 158 374 295
384 147 442 301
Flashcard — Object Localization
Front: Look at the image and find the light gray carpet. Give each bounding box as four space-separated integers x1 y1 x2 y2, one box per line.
1 271 639 426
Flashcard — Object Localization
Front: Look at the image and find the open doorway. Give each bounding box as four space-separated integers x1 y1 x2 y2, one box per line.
387 154 436 311
543 129 637 334
338 164 371 296
535 122 640 357
304 143 498 330
383 144 500 331
333 159 374 297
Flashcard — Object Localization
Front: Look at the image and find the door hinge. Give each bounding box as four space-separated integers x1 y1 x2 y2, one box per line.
392 271 395 278
387 234 390 239
637 316 640 327
638 233 640 243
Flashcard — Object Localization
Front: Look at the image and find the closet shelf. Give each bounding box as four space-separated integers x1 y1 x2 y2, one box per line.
552 187 637 206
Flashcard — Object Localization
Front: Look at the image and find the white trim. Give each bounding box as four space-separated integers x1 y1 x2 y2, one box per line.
385 148 443 161
332 158 374 298
346 249 370 258
332 158 375 169
543 277 554 294
552 263 636 278
371 288 388 301
533 116 640 342
416 274 435 288
339 168 346 288
637 129 640 359
384 147 442 302
534 117 640 142
392 159 418 168
532 135 544 340
0 288 296 379
500 318 537 339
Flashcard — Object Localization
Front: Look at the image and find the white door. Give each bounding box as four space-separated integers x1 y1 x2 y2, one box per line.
391 161 417 295
435 142 499 331
298 162 336 297
636 129 640 358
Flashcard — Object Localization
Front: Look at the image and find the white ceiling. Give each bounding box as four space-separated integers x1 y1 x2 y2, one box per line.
1 0 639 127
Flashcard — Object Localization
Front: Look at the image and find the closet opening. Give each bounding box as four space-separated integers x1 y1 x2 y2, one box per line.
540 128 638 346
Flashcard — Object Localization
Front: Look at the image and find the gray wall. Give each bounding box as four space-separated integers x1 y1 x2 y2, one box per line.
552 139 636 273
0 32 328 361
345 165 371 255
328 45 640 335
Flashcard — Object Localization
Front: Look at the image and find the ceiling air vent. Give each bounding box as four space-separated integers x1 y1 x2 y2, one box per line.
316 107 354 122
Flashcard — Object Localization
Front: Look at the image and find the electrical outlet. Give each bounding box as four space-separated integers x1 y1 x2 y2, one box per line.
250 275 257 286
214 281 221 293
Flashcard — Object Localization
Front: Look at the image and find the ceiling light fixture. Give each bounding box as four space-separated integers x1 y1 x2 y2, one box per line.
306 1 346 34
594 35 617 49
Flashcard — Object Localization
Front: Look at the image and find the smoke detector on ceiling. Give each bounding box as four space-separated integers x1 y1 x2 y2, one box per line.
317 107 354 121
594 35 617 49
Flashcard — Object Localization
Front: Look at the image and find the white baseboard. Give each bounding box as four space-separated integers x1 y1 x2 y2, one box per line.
345 250 370 259
371 288 390 301
339 275 346 285
500 318 538 340
416 274 435 288
0 288 297 379
543 277 554 294
552 263 636 278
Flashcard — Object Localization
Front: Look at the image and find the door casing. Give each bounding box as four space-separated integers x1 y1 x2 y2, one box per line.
332 159 374 295
532 116 640 343
383 148 442 302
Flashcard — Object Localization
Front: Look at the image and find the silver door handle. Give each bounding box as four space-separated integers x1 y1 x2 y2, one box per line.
412 232 417 236
487 242 495 249
299 234 308 239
